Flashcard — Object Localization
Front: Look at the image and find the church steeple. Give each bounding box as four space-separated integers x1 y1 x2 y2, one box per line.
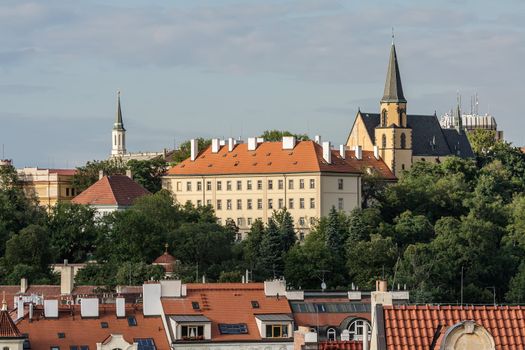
381 43 406 103
111 90 127 157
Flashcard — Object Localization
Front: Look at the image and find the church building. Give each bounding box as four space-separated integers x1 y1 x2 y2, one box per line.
346 41 474 177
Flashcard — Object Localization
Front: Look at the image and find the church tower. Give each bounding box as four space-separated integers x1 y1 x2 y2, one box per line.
111 91 126 156
374 40 413 175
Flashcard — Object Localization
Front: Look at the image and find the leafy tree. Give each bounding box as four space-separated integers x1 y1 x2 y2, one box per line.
391 211 434 249
127 157 167 193
115 262 165 285
468 129 497 156
260 130 309 142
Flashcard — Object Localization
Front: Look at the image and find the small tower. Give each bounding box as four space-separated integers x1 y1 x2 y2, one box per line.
111 90 126 156
0 292 25 349
375 35 413 175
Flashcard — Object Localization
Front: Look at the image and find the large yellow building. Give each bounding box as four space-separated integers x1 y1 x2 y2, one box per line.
163 137 394 237
346 42 474 177
17 167 77 208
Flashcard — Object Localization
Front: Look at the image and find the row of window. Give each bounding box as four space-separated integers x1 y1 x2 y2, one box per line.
380 133 407 149
179 324 289 340
226 216 315 228
212 197 317 211
180 178 317 192
64 187 77 197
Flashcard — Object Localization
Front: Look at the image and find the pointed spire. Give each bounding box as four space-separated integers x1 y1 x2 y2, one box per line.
113 90 125 131
455 91 463 133
0 292 22 337
1 291 6 311
381 41 406 103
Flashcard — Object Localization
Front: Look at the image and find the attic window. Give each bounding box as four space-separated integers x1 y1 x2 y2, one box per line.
134 339 156 350
57 333 65 339
266 152 271 156
251 300 260 308
128 316 137 326
234 161 239 166
253 162 257 166
218 323 248 334
267 162 272 166
192 301 200 310
51 347 60 350
100 322 109 329
293 161 298 165
208 164 213 167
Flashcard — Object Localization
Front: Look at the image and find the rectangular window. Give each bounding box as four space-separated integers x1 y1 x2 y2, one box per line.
257 180 263 190
338 198 344 210
257 199 263 210
192 301 200 309
197 200 202 207
66 188 70 197
278 198 284 209
186 182 192 191
338 178 344 190
227 181 232 191
237 180 242 191
299 217 305 226
299 179 305 189
237 217 243 227
217 181 222 191
206 181 212 191
181 325 204 340
278 180 284 190
288 198 294 209
133 339 155 350
217 200 222 210
127 316 137 326
227 199 232 210
177 181 182 191
288 179 294 190
268 180 273 190
247 199 253 210
197 181 202 191
310 179 315 189
265 324 289 338
299 198 305 209
310 198 315 209
206 199 211 206
71 188 76 196
310 217 316 225
247 218 253 226
268 199 273 209
237 199 242 210
218 323 248 335
247 180 252 190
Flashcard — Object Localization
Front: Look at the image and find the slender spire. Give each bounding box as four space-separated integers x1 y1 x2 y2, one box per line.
1 292 6 311
381 41 406 103
113 90 125 131
455 91 463 133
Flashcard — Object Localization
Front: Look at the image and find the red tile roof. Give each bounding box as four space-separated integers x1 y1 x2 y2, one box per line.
294 313 370 328
167 141 394 179
153 252 176 264
16 307 169 350
383 305 525 350
162 283 292 342
319 341 363 350
72 175 150 206
0 309 22 337
48 169 77 176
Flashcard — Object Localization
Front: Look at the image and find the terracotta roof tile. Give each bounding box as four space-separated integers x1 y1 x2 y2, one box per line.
48 169 77 176
167 141 395 180
0 309 22 337
153 252 176 264
72 175 150 206
384 305 525 350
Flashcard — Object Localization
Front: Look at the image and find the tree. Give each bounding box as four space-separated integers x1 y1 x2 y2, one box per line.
272 209 296 252
244 219 265 267
115 262 165 285
47 203 99 263
325 207 347 257
260 130 309 142
468 129 497 156
127 157 167 193
259 219 284 279
72 159 126 192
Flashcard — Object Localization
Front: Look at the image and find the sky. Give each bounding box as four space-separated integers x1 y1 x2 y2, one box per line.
1 0 524 168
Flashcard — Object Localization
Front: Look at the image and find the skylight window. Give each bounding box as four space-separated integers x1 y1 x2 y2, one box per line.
192 301 200 310
251 300 260 308
218 323 248 334
127 316 137 327
57 333 65 339
100 322 109 329
134 338 156 350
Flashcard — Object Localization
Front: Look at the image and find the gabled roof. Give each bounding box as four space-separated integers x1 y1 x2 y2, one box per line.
358 112 473 158
381 44 406 103
71 175 150 206
383 305 525 350
0 307 22 338
161 283 292 342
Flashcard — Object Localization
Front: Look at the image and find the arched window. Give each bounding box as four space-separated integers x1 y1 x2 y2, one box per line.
400 133 406 149
381 109 387 126
381 134 387 148
399 108 406 126
327 328 336 341
348 319 371 341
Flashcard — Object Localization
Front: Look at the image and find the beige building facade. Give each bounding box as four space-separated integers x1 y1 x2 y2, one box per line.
17 167 77 208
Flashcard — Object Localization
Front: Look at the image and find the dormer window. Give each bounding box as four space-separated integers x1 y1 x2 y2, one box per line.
265 324 289 338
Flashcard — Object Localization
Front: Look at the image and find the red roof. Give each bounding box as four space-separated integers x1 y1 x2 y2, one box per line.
72 175 150 206
48 169 77 176
153 252 176 264
0 309 21 337
16 306 169 350
167 141 394 179
319 341 363 350
383 305 525 350
162 283 292 341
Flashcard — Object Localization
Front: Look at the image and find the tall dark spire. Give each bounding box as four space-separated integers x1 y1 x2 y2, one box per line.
381 43 406 103
113 90 125 131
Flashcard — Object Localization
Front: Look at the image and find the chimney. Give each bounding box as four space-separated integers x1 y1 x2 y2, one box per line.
190 139 198 161
376 280 387 292
247 137 257 151
322 141 331 164
314 135 321 144
282 136 296 150
29 302 33 321
60 259 75 295
17 298 24 319
256 137 264 144
44 299 58 318
373 145 380 160
98 170 104 180
339 145 346 159
116 297 125 318
20 278 28 294
80 298 99 318
363 323 370 350
228 137 235 152
354 145 362 160
125 169 132 179
219 139 226 146
143 283 162 316
370 280 392 350
211 138 220 153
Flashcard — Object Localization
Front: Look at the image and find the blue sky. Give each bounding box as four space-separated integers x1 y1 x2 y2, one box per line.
1 0 524 168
